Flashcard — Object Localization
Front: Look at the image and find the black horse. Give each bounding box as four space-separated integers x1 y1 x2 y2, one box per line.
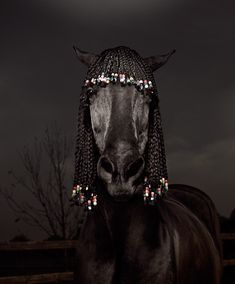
72 46 222 283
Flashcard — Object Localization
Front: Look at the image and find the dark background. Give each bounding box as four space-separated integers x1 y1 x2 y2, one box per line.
0 0 234 240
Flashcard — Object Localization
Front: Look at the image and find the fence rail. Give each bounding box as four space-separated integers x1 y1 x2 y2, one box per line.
221 233 235 240
221 233 235 267
223 259 235 266
0 233 234 283
0 240 79 251
0 272 74 284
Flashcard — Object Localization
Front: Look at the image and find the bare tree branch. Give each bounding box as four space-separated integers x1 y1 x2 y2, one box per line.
1 124 82 240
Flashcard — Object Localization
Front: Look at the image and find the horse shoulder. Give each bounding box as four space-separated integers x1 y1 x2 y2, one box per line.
164 199 222 284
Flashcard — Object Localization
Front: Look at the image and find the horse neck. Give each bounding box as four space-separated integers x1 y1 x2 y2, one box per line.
98 197 132 237
97 194 165 246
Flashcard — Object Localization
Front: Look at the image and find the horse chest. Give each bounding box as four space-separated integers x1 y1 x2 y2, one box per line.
74 208 175 284
112 222 174 283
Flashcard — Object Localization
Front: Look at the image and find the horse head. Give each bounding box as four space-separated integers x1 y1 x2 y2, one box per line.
73 46 175 206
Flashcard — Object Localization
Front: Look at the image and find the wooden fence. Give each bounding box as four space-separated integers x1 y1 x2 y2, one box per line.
221 233 235 267
0 240 79 251
0 234 234 283
221 233 235 241
0 272 74 284
0 240 77 283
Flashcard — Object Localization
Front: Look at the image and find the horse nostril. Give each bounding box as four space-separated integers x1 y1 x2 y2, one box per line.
99 157 114 174
125 157 144 180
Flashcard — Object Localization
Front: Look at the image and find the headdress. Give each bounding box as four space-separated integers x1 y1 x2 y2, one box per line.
72 46 175 210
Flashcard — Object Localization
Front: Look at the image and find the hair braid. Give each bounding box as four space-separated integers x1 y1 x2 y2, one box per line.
73 91 98 188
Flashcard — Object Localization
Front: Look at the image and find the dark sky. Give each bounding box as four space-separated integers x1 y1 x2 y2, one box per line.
0 0 235 240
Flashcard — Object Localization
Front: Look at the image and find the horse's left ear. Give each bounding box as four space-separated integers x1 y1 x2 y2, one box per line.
144 49 176 72
73 45 99 67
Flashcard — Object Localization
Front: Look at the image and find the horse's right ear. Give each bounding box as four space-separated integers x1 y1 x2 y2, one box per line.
73 46 99 67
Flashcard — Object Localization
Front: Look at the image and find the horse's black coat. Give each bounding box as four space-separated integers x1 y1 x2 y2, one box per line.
74 184 221 283
73 46 222 283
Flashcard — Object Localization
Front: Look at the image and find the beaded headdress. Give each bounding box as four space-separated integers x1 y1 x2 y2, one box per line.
72 46 172 210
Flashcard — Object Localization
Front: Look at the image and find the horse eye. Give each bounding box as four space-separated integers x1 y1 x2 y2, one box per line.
87 88 98 105
87 88 94 96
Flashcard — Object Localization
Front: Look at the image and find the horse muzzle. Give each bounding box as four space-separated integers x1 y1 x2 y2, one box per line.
97 154 145 201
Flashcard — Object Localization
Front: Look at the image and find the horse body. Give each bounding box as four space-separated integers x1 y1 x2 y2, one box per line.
75 189 221 284
168 184 223 259
72 46 222 283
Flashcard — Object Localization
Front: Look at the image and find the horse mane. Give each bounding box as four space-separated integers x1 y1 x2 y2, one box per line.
74 46 168 191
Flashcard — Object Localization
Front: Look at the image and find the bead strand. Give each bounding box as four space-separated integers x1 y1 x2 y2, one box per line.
84 72 154 95
72 184 98 211
143 176 168 205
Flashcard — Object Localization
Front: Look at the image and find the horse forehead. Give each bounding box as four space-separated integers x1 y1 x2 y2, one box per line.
98 85 138 113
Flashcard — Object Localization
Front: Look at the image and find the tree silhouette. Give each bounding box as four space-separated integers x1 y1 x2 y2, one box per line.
1 125 82 240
